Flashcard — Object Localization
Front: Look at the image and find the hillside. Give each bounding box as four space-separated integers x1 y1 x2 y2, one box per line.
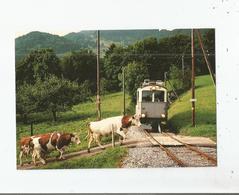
15 29 194 62
64 29 161 46
15 31 84 62
168 75 216 140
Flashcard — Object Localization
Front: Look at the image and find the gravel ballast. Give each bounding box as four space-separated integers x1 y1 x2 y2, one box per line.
121 127 217 168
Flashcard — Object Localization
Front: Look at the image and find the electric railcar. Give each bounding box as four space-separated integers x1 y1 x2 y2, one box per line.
136 79 169 132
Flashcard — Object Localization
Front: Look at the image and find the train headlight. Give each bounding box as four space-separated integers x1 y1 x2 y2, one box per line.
151 86 156 90
161 114 166 118
141 113 146 118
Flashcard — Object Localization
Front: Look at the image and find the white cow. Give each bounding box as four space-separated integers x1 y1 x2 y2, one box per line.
87 115 141 152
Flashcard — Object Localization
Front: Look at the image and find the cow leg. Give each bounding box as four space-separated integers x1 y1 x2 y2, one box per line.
56 147 65 160
19 151 23 166
95 134 105 149
32 150 37 165
116 128 126 145
87 134 94 153
35 150 46 165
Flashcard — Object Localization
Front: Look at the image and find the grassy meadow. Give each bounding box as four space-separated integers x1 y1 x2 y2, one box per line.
168 75 216 140
17 92 131 168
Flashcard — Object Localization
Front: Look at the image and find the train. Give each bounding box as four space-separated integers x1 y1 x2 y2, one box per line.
135 79 169 132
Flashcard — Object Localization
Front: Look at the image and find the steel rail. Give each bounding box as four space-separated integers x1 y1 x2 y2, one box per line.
163 132 217 165
142 129 187 167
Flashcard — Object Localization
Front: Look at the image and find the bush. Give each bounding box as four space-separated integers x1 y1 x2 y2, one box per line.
169 65 191 94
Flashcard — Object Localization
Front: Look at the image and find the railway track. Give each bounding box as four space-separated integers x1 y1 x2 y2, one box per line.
162 132 217 166
142 128 217 167
18 128 217 169
142 129 187 167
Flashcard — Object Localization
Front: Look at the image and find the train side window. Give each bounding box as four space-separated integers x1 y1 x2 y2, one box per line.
154 91 165 102
142 91 153 102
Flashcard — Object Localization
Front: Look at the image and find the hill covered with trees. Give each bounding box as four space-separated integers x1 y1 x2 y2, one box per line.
15 29 196 62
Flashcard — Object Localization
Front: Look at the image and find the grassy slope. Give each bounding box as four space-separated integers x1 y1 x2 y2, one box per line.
17 92 131 168
168 75 216 140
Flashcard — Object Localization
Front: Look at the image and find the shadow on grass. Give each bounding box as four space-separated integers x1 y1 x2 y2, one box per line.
168 110 216 134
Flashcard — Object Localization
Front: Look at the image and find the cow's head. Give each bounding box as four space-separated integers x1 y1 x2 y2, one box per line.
71 133 81 145
130 114 142 127
122 114 141 128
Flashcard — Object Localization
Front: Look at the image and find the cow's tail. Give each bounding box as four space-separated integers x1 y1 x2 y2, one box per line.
85 123 92 140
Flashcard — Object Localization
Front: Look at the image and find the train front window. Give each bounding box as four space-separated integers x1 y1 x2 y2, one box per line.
154 91 165 102
142 91 153 102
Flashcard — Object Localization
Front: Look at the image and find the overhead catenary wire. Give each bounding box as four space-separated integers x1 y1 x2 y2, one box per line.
16 53 215 56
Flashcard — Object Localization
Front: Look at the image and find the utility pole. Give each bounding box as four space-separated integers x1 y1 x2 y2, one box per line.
164 72 167 83
195 29 216 86
122 67 126 116
191 29 196 127
182 55 185 76
96 30 101 120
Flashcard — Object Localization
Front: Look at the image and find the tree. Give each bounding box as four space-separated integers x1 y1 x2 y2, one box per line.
103 44 127 92
16 83 38 123
16 48 61 85
203 29 215 73
123 62 149 100
34 75 86 121
16 75 90 122
61 50 96 90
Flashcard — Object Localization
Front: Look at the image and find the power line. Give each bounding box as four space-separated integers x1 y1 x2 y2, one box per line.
16 53 215 56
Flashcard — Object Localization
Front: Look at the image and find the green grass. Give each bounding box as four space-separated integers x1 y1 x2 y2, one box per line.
17 92 131 168
39 147 127 169
168 75 216 140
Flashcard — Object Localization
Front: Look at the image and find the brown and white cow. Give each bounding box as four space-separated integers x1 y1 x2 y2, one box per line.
87 115 141 152
30 132 81 165
19 133 49 166
19 136 34 166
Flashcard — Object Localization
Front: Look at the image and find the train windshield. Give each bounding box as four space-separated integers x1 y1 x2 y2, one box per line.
142 91 153 102
142 90 165 102
154 91 165 102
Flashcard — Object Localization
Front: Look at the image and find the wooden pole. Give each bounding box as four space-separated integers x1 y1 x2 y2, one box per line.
30 122 33 136
195 29 216 86
96 30 101 120
122 67 126 116
191 29 196 127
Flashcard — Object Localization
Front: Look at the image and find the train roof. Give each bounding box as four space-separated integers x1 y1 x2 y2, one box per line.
142 79 166 87
138 79 167 91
